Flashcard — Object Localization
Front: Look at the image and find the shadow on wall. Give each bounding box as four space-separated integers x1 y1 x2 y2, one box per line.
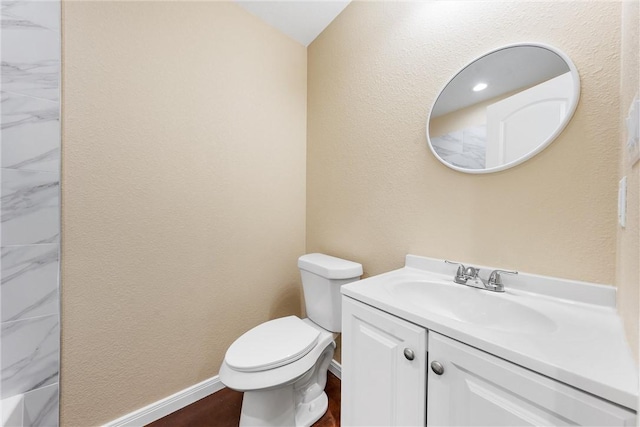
269 285 303 320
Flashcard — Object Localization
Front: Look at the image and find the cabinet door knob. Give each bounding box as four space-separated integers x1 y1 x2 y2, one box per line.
431 361 444 375
403 348 415 360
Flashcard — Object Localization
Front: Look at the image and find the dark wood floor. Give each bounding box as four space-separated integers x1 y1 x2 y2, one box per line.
147 372 341 427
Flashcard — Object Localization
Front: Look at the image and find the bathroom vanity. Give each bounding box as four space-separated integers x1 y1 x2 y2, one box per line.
341 255 638 426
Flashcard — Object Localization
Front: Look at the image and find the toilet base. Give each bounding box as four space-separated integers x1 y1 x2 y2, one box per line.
295 391 328 427
239 386 296 426
236 341 335 427
239 388 329 427
240 387 329 427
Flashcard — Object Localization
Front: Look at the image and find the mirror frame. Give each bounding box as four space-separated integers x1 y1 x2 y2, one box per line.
426 42 581 174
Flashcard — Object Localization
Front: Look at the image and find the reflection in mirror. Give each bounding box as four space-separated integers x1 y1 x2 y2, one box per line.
427 44 580 173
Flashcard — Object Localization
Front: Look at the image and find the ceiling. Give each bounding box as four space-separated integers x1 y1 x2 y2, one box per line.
235 0 351 46
432 46 571 117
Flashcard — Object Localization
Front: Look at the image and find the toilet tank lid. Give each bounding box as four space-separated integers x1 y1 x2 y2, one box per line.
298 253 363 279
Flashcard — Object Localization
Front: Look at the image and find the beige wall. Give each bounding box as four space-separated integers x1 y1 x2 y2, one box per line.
61 2 306 425
308 1 621 284
616 0 639 361
60 1 636 424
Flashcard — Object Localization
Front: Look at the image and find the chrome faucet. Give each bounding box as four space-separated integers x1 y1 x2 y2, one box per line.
486 269 518 292
445 260 517 292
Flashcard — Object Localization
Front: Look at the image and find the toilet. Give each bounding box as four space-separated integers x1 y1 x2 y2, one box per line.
219 253 363 427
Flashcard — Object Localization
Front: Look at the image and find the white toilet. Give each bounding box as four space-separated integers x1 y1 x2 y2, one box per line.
219 253 363 427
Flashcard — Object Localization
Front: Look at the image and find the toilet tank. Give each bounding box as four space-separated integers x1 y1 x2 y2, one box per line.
298 253 363 333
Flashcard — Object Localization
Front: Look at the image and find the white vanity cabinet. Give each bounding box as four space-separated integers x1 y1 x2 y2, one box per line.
342 297 636 427
428 332 636 427
341 297 427 426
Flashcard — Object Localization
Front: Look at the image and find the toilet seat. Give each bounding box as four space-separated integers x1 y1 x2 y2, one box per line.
220 318 335 392
225 316 320 373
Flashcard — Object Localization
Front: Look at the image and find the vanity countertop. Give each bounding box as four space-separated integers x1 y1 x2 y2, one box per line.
341 255 638 410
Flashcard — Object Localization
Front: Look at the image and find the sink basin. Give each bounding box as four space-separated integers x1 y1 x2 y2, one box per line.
386 281 557 334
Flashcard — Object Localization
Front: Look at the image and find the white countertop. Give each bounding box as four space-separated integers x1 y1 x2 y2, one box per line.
341 255 638 410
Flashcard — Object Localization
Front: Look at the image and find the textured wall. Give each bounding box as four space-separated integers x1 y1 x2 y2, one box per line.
616 0 639 361
1 0 61 425
308 1 621 285
61 2 306 425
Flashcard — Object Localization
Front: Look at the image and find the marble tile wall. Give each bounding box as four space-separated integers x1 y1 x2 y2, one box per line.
1 1 60 426
431 125 487 170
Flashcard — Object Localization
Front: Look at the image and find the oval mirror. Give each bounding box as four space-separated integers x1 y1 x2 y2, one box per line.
427 43 580 173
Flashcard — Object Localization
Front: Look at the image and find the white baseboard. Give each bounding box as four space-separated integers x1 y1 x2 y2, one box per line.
104 360 342 427
104 375 224 427
329 359 341 379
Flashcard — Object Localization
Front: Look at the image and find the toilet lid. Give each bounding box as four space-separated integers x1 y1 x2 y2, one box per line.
225 316 320 372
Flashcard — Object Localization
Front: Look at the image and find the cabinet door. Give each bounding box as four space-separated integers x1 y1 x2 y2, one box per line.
427 332 636 427
342 297 427 426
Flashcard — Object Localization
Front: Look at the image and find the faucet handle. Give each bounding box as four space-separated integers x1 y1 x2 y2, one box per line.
445 260 467 284
444 260 465 274
487 269 518 291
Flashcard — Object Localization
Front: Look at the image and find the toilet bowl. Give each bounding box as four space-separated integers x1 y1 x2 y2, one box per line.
219 317 336 426
219 254 362 427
